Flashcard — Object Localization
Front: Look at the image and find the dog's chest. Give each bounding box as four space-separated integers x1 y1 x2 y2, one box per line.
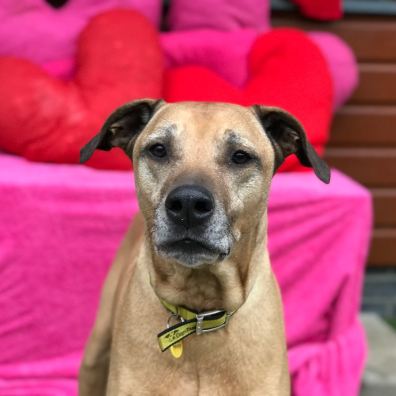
107 260 289 395
109 323 278 395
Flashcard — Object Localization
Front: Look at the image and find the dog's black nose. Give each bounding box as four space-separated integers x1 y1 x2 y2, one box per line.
165 185 214 228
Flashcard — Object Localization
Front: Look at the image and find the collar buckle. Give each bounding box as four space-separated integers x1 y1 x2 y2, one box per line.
196 309 227 335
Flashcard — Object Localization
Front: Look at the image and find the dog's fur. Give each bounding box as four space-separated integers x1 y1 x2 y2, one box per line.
78 100 330 396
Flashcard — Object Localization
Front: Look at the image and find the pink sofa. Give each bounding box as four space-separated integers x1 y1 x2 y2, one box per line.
0 153 372 395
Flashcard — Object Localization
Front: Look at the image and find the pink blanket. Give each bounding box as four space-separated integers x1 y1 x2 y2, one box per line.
0 154 372 395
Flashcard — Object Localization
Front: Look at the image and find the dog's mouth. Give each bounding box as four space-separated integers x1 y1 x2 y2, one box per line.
169 238 215 253
156 237 229 267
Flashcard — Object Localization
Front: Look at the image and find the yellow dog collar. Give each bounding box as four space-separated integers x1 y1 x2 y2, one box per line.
157 299 234 357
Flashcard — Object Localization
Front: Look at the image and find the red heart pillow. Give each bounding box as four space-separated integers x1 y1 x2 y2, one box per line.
164 29 333 172
0 10 163 170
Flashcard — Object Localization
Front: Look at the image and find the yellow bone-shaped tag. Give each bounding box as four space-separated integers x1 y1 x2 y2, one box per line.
170 341 183 358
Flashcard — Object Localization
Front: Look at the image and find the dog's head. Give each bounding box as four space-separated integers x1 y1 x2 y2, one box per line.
81 100 329 268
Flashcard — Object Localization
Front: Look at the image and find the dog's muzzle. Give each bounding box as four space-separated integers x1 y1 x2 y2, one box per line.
154 184 232 267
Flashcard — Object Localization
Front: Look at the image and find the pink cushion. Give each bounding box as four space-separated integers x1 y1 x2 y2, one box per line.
0 0 162 64
167 0 270 31
309 32 359 109
0 153 371 395
161 29 258 87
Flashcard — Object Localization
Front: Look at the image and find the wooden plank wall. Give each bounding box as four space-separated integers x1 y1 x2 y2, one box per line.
272 13 396 267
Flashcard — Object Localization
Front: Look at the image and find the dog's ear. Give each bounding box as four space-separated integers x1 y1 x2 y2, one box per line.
80 99 164 163
252 105 330 184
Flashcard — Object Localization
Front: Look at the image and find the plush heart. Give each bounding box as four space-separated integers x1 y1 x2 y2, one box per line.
164 29 333 172
0 10 163 170
292 0 342 20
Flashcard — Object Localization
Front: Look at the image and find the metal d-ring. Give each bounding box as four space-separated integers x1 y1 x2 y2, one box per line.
167 313 184 328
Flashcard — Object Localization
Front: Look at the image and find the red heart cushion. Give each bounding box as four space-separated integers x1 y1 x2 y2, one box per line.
164 29 333 172
292 0 342 20
0 10 163 170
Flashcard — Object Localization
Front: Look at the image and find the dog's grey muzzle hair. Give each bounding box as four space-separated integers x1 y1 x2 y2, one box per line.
153 184 233 267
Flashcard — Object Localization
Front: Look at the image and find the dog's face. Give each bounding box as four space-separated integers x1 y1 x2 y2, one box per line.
81 100 329 268
133 102 277 267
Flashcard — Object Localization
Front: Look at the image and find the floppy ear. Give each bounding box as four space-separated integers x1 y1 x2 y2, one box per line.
80 99 164 163
252 105 330 184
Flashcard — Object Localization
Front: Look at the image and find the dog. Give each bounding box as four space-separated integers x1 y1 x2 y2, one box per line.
78 100 330 396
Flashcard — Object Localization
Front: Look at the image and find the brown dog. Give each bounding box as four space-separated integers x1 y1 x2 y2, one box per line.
78 100 330 396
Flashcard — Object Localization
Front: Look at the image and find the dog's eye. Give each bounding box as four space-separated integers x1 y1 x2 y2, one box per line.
149 143 167 158
231 150 252 165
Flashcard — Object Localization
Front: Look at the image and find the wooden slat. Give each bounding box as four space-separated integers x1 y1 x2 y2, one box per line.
272 11 396 267
272 15 396 62
369 229 396 266
350 64 396 104
324 148 396 187
372 189 396 227
338 23 396 62
330 105 396 147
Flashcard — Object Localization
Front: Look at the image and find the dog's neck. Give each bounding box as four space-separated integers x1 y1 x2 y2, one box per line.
145 211 269 313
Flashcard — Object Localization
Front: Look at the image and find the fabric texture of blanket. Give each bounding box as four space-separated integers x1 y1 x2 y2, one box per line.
0 154 371 395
